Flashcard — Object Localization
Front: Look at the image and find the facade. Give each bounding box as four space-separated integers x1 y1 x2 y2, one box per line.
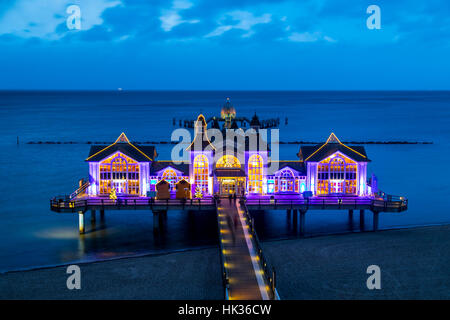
85 114 377 199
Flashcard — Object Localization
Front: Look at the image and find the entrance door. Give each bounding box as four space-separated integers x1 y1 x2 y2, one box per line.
220 179 236 195
330 180 344 193
113 180 127 194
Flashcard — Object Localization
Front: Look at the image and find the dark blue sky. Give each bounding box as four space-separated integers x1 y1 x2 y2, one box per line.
0 0 449 90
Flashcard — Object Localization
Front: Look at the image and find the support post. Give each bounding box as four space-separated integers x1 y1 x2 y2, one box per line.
373 211 379 232
91 209 96 222
359 209 365 231
292 209 298 233
100 209 105 221
153 211 160 233
286 208 291 229
78 211 85 234
299 210 306 236
348 209 354 231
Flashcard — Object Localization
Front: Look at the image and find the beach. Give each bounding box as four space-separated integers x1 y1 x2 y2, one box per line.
1 225 449 300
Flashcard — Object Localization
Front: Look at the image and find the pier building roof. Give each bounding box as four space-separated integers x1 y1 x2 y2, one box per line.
298 133 370 163
86 133 156 162
151 161 190 175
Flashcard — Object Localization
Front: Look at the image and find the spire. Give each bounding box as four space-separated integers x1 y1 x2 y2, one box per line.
326 132 341 144
115 132 130 143
250 112 260 128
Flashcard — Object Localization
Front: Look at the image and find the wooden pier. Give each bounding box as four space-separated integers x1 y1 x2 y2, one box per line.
216 199 276 300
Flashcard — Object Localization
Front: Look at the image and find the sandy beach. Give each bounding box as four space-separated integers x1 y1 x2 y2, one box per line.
264 225 450 299
1 225 449 300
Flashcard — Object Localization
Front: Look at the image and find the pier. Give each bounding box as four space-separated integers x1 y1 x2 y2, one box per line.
50 193 405 299
217 199 276 300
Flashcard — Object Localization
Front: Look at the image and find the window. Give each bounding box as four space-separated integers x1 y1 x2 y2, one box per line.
194 154 209 194
216 155 241 168
279 169 294 192
316 154 358 195
162 169 178 191
99 153 140 195
248 154 263 193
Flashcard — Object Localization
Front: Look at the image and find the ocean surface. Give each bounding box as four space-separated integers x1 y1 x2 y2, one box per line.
0 91 449 272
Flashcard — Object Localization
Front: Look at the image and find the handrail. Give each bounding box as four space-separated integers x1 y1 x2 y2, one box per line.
214 198 230 299
240 199 278 300
50 197 215 210
70 178 91 200
244 197 407 208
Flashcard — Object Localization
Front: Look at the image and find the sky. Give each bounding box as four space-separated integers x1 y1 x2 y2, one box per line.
0 0 449 90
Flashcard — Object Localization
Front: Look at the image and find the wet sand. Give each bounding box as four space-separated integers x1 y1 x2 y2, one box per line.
263 225 450 299
0 248 223 300
1 225 449 299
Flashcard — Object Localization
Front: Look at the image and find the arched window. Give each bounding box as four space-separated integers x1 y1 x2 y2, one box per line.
99 153 140 195
162 169 178 191
317 154 357 195
216 155 241 168
248 154 263 193
194 154 209 194
280 169 294 192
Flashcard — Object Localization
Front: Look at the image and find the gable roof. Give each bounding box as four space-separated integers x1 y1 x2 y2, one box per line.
272 161 306 174
151 161 190 175
298 133 370 162
86 133 156 162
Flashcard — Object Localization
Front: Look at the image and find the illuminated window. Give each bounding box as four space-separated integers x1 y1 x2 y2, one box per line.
279 169 294 192
216 155 241 168
317 154 357 195
248 154 263 193
194 154 209 194
99 153 140 195
162 169 178 191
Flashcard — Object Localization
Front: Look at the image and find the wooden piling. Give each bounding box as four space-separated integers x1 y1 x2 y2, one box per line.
373 212 379 231
78 211 85 234
299 210 306 236
153 211 159 233
348 209 354 231
360 209 365 231
292 209 298 233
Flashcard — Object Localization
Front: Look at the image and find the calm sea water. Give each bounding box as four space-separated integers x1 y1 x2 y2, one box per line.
0 91 449 272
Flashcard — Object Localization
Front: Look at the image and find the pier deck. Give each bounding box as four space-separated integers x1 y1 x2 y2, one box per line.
217 200 272 300
50 197 216 213
245 196 407 213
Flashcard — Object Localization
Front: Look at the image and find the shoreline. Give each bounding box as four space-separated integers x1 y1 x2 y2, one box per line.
1 224 449 299
2 222 450 275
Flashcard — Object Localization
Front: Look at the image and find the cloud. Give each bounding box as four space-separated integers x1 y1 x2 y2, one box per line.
287 31 336 43
159 0 199 32
0 0 121 39
205 10 271 38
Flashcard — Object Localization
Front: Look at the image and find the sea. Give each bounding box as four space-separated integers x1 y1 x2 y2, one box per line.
0 90 449 272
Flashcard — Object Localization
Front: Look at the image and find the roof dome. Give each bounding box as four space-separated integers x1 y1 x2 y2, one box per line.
221 98 236 119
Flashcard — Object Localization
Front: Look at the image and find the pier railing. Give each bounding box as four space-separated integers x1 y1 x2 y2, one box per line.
50 197 216 212
245 196 407 212
215 199 230 299
69 179 91 200
240 200 279 300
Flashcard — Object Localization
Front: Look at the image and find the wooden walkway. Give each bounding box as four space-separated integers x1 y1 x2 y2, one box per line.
217 199 270 300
